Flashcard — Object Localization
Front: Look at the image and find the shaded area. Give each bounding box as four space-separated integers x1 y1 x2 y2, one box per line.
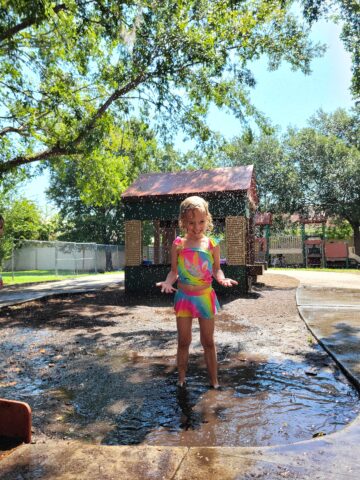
0 286 255 331
0 437 22 452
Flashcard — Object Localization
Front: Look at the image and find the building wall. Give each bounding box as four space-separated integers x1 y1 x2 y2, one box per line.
125 265 249 295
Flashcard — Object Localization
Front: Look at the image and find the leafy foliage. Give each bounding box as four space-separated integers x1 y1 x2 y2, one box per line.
218 130 302 213
46 119 178 244
0 0 324 177
0 198 44 264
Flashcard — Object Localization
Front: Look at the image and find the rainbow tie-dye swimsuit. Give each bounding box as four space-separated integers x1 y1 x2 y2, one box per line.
173 236 221 319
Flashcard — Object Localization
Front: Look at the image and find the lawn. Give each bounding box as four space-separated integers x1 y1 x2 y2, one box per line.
0 270 123 285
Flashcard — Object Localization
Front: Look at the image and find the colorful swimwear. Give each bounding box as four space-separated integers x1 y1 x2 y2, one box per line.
174 286 220 319
173 236 221 319
174 236 220 286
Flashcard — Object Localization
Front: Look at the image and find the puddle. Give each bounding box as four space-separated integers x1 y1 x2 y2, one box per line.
1 321 359 449
98 355 360 446
2 349 358 448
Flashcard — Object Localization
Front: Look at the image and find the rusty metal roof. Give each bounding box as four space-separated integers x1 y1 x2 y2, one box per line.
122 166 255 200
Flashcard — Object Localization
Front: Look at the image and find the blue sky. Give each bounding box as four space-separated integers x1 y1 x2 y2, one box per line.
205 19 353 137
21 19 354 212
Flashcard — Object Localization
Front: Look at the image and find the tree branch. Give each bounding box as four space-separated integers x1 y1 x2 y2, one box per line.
0 4 67 43
0 146 71 175
0 72 147 175
0 125 29 137
72 72 147 146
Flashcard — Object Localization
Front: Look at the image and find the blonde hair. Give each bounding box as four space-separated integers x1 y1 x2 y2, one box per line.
179 196 213 232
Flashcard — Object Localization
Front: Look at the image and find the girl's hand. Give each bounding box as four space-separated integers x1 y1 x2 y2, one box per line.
219 278 238 287
156 281 177 293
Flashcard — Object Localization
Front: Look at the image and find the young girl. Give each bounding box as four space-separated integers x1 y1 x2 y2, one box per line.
156 196 238 389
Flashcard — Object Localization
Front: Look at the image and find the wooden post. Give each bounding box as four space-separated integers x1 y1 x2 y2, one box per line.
246 216 255 265
154 220 160 265
125 220 142 266
162 225 176 264
226 216 246 265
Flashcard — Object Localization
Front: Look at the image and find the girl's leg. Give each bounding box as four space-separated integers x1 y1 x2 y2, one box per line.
176 316 193 385
199 317 218 388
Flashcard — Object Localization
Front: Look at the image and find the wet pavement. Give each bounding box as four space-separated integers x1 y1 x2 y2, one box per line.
1 270 360 479
297 286 360 391
0 272 124 308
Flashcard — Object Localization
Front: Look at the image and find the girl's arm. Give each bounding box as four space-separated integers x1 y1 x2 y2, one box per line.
156 243 178 293
212 245 238 287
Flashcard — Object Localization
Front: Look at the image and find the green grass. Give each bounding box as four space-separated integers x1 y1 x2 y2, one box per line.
270 267 360 274
0 270 123 285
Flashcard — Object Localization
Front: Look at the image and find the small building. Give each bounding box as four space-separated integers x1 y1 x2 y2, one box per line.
121 165 262 294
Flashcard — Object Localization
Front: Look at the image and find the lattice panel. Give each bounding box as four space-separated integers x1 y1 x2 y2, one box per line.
226 216 246 265
125 220 142 266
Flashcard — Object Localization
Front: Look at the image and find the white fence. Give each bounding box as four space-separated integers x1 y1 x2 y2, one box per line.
269 235 302 252
4 240 125 274
268 235 303 266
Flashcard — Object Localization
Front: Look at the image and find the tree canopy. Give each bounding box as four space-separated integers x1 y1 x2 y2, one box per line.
219 106 360 253
46 118 161 244
1 0 324 177
298 107 360 252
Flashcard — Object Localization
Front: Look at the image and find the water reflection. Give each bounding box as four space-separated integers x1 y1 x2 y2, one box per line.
100 356 359 447
1 347 359 448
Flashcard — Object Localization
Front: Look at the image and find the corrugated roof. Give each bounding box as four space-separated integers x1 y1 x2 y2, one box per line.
122 166 255 199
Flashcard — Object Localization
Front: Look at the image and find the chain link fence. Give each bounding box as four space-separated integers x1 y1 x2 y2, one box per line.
3 240 125 276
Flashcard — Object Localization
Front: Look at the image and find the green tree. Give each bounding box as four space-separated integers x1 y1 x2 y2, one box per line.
285 109 360 254
217 108 360 254
309 107 360 149
325 218 353 240
0 198 44 265
1 0 324 177
218 131 301 213
46 119 179 268
37 213 62 241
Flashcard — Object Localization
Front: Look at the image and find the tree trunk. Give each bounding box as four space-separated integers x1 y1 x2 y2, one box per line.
351 221 360 257
105 246 113 271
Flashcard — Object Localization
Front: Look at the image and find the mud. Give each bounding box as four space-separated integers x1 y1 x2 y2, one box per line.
0 273 359 448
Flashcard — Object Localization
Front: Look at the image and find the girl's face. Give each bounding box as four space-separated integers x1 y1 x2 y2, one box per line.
185 209 207 239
